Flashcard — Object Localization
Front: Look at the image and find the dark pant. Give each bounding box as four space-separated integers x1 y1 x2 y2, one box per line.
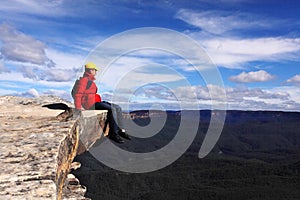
91 101 124 135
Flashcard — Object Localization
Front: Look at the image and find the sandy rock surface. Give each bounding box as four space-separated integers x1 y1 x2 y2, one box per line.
0 95 72 118
0 96 90 200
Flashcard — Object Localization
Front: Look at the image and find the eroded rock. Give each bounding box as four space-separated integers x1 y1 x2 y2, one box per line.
0 96 107 200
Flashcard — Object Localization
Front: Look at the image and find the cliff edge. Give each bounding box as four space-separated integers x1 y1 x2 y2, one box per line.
0 96 107 200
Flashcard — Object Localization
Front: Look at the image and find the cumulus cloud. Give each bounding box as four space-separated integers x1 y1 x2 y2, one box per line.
0 71 74 89
226 86 289 101
229 70 275 83
15 88 71 100
43 69 76 82
16 65 76 82
125 83 300 111
226 86 295 110
133 84 178 101
20 66 38 80
21 88 39 98
287 74 300 83
0 24 80 83
0 23 54 66
43 89 71 101
175 84 288 101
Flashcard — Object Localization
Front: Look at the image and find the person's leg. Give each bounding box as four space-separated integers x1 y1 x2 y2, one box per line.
93 102 124 143
109 102 131 140
110 102 124 131
94 101 131 141
94 102 119 135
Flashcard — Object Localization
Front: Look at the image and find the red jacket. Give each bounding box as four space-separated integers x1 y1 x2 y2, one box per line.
74 72 101 109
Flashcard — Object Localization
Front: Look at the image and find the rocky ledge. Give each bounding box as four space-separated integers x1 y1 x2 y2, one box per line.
0 96 107 200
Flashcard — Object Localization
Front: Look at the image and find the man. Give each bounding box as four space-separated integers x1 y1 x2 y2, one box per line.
73 62 130 143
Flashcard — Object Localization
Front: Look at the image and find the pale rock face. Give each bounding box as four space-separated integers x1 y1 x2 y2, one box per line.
0 96 107 200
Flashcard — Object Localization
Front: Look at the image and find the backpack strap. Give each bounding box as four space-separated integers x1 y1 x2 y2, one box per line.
86 79 93 89
71 77 93 98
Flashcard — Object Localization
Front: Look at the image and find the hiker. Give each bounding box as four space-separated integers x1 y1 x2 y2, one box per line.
73 62 130 143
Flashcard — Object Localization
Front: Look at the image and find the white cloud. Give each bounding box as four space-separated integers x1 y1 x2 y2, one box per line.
175 9 275 35
180 85 299 111
103 65 185 93
270 86 300 103
88 28 216 71
20 66 38 80
287 74 300 83
0 23 88 83
175 9 300 68
226 86 289 101
12 88 71 100
0 23 93 96
0 0 133 23
206 38 300 56
14 88 40 98
0 24 53 66
0 0 66 17
43 69 76 82
202 37 300 68
0 61 10 73
43 89 72 101
127 84 300 111
229 70 275 83
0 71 72 88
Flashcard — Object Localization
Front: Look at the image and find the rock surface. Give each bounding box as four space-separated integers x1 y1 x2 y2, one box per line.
0 96 107 200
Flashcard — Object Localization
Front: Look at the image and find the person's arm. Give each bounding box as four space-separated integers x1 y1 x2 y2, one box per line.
74 77 88 110
95 93 102 102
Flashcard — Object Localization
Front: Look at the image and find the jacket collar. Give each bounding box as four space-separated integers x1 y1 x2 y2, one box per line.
83 72 96 80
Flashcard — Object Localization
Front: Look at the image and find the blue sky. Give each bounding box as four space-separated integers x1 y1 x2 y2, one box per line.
0 0 300 111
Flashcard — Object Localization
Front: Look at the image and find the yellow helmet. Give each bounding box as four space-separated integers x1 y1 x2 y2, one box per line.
85 62 99 71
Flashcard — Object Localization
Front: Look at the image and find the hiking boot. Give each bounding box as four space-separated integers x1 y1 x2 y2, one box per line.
119 130 131 140
108 134 124 144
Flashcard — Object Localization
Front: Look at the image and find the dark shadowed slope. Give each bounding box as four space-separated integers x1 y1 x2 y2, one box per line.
73 110 300 200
